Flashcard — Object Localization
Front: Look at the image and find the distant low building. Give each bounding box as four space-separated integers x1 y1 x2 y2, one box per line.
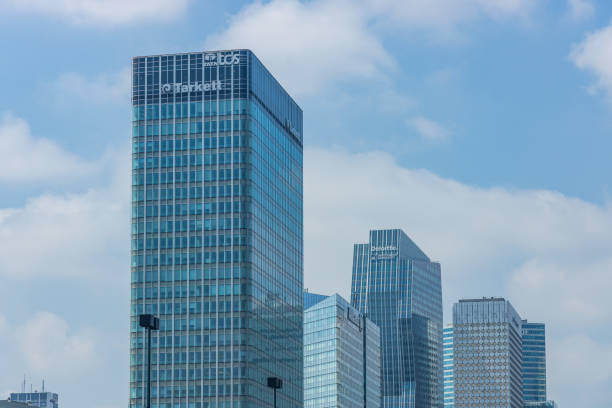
0 400 31 408
8 392 58 408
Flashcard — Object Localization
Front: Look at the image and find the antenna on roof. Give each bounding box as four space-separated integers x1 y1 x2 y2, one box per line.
42 379 45 392
22 374 26 393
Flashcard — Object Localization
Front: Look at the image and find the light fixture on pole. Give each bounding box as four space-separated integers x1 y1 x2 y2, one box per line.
267 377 282 408
139 314 159 408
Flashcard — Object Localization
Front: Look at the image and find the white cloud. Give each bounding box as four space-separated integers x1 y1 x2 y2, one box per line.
409 116 450 141
0 313 6 332
0 113 99 184
0 112 129 280
4 0 191 25
206 0 393 98
570 21 612 99
206 0 540 97
52 68 130 106
0 150 129 280
548 334 612 407
566 0 594 22
364 0 537 33
509 257 612 326
303 147 612 406
15 311 97 375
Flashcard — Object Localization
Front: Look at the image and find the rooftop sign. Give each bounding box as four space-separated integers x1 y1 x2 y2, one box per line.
161 80 223 94
204 52 240 67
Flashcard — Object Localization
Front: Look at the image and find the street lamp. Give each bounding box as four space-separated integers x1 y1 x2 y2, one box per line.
267 377 282 408
139 314 159 408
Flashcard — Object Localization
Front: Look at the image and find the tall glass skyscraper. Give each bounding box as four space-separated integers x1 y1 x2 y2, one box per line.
443 326 454 408
521 321 546 407
130 49 304 408
351 229 443 408
452 298 523 408
303 293 381 408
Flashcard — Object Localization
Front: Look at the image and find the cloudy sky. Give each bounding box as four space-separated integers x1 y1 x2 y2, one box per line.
0 0 611 406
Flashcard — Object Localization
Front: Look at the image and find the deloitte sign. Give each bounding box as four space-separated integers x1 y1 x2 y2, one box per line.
204 52 240 67
161 80 223 94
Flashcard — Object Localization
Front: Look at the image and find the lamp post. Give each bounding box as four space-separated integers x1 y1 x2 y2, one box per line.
267 377 282 408
139 314 159 408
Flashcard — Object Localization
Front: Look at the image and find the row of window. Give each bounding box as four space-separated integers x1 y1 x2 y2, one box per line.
131 266 245 284
133 136 246 153
133 172 246 188
132 366 246 382
131 382 246 399
131 250 246 267
132 300 246 316
132 219 246 234
131 282 247 300
133 119 247 137
133 100 248 120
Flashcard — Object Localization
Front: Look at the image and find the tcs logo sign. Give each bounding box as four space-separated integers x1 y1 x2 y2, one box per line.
204 52 240 66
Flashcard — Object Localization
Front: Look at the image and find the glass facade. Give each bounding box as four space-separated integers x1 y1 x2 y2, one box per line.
303 293 381 408
130 50 304 408
443 326 454 408
351 229 443 408
521 321 546 407
9 392 58 408
452 298 523 408
303 291 327 310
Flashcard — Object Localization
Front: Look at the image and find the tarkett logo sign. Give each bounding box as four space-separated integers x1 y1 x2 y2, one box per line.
204 52 240 67
161 80 223 94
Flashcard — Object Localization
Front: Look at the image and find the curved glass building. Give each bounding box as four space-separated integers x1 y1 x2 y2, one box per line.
130 50 303 408
351 229 443 408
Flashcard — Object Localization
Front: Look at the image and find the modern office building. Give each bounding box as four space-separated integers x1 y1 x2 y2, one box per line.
351 229 443 408
452 298 523 408
130 49 304 408
303 293 381 408
521 321 546 407
8 392 58 408
303 290 327 310
443 326 454 408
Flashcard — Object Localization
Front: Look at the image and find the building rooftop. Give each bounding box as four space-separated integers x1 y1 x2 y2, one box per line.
458 297 506 303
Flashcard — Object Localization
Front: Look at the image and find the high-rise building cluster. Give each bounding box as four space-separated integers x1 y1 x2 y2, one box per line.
127 48 556 408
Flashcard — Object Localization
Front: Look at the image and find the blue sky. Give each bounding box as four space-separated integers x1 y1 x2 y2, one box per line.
0 0 611 407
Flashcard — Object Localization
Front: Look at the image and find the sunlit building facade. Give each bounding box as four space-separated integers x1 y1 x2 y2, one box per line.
453 298 523 408
304 293 381 408
351 229 443 408
130 49 304 408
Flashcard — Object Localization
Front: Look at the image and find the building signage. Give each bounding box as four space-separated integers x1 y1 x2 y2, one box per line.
371 245 398 260
204 52 240 67
284 119 300 140
161 80 223 94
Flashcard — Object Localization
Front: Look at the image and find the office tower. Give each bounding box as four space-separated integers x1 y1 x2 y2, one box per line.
443 326 454 408
351 229 443 408
8 391 58 408
303 293 381 407
521 321 546 407
303 291 327 310
452 298 523 408
130 50 304 408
